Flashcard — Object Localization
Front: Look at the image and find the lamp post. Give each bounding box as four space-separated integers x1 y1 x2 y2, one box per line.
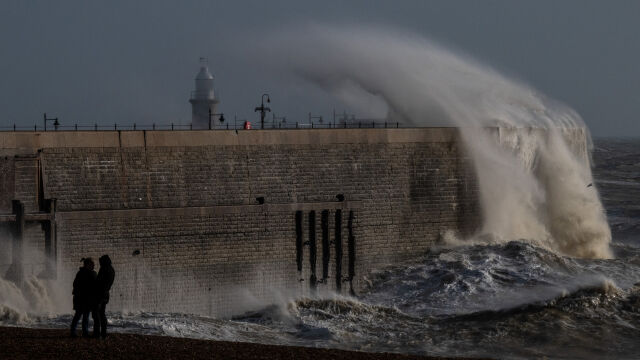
208 108 225 130
254 94 271 129
43 113 60 131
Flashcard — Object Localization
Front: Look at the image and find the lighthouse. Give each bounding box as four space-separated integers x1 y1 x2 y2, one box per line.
189 58 219 129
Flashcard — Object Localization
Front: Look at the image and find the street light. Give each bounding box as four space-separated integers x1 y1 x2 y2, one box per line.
208 108 225 130
254 94 271 129
43 113 60 131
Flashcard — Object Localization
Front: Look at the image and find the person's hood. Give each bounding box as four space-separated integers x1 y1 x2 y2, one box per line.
99 255 112 266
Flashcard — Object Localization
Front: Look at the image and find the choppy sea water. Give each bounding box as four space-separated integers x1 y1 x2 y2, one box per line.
3 138 640 360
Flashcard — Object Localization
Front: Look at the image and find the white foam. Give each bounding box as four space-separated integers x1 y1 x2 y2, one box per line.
263 24 612 258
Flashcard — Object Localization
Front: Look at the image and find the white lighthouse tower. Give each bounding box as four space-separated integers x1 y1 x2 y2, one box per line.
189 58 219 129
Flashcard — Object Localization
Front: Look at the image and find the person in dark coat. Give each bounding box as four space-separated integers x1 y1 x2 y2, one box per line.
93 254 115 338
70 258 97 338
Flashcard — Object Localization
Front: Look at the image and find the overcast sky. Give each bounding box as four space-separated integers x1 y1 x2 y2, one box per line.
1 1 638 136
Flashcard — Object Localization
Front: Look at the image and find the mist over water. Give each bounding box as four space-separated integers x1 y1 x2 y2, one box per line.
264 24 611 258
0 236 69 323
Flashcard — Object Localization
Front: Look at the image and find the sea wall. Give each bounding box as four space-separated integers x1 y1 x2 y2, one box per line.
0 129 480 316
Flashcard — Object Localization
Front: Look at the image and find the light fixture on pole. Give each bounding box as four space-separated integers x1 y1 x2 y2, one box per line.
43 113 60 131
208 108 225 130
254 94 271 129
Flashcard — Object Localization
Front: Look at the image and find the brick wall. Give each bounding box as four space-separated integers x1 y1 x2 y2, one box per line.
0 129 481 316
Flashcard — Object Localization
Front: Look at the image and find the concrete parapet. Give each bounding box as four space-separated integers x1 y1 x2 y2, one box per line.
0 128 460 150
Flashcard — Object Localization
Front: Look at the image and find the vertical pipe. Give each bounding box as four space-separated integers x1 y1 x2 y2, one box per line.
43 213 52 275
321 210 330 281
334 209 343 292
295 211 303 272
5 200 24 285
347 210 356 295
43 199 57 279
308 211 317 290
14 200 24 262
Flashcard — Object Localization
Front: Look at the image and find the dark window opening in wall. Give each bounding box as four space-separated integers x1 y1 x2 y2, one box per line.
348 210 356 296
334 209 343 292
295 211 303 272
308 211 317 289
321 210 330 281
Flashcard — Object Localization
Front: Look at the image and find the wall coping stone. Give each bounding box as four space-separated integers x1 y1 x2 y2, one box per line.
0 128 461 150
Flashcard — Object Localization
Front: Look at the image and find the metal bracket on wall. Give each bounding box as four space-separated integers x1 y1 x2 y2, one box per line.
0 199 57 283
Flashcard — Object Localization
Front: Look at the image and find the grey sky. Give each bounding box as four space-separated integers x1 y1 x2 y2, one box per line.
0 1 638 136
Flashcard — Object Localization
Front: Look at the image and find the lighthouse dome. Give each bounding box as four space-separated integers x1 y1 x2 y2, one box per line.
196 65 213 80
194 59 214 100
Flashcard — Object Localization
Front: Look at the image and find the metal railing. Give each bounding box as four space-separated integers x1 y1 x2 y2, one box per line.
0 119 405 132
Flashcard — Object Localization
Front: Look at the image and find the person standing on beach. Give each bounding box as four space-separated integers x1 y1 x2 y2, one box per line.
93 254 115 338
70 258 97 338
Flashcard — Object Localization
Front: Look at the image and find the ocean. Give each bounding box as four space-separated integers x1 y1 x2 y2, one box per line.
3 137 639 360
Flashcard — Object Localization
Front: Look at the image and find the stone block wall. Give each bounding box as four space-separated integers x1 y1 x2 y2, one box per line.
0 129 480 316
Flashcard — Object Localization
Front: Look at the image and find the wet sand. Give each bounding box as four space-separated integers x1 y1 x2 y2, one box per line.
0 326 482 360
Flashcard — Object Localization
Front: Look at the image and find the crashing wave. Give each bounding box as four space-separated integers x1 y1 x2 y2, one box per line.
263 24 612 259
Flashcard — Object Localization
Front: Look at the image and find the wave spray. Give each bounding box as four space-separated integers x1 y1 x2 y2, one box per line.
264 25 611 258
